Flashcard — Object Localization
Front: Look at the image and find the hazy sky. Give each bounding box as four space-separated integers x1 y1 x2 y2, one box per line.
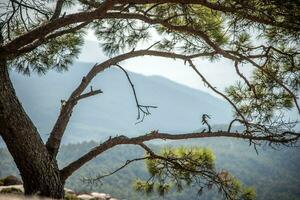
78 31 253 97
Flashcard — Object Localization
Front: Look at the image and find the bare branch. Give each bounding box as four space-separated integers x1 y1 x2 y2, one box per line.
115 64 157 123
234 61 256 96
50 0 64 20
201 114 211 133
82 156 150 185
187 59 248 124
46 49 218 159
75 88 103 102
146 41 160 50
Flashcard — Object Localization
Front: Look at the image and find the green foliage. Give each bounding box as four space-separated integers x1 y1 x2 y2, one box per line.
226 47 300 122
0 187 23 194
9 32 84 75
153 4 228 45
134 146 254 200
222 0 299 44
10 33 83 75
241 187 256 200
133 179 154 194
0 179 4 186
64 192 79 200
217 173 256 200
93 19 150 56
91 3 228 57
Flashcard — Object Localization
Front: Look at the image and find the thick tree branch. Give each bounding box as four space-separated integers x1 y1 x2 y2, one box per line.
2 0 299 59
45 50 229 159
60 130 299 180
13 21 90 58
47 45 299 159
113 0 300 32
105 12 239 61
0 0 114 57
104 12 300 114
46 86 103 158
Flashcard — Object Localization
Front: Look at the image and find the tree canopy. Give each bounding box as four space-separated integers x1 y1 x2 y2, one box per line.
0 0 299 199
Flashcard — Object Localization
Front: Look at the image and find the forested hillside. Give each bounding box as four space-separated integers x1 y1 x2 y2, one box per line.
2 68 299 200
1 139 299 200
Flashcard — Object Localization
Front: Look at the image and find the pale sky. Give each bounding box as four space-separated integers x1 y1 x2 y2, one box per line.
79 30 253 97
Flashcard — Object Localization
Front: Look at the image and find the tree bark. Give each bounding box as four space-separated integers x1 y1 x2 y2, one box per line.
0 41 64 198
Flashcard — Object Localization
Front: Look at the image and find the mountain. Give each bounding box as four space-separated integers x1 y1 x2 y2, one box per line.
1 62 300 200
7 61 232 144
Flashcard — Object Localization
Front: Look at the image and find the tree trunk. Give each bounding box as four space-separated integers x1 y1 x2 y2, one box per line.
0 54 64 198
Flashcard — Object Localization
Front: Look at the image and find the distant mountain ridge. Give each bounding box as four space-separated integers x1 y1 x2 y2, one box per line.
1 139 299 200
6 61 232 144
1 61 300 200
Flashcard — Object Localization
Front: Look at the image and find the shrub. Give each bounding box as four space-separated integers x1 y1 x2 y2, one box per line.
64 192 79 200
0 187 23 194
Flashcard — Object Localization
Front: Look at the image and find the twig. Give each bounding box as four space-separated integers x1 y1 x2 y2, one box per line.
115 64 157 123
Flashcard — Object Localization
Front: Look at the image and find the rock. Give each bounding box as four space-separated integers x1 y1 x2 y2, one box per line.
90 192 111 200
65 187 76 195
104 194 111 199
77 194 95 200
2 176 22 186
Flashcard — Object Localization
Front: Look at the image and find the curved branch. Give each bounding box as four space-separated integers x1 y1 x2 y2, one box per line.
0 0 114 57
115 64 157 123
187 59 247 124
83 156 150 184
113 0 300 32
13 21 90 58
60 130 299 181
46 49 215 158
48 46 296 159
103 13 299 112
105 12 239 61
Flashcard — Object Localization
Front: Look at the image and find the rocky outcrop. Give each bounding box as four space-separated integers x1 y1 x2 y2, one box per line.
90 192 111 199
0 185 119 200
76 192 114 200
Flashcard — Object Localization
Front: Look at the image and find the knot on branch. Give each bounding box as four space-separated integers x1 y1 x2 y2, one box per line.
60 99 67 107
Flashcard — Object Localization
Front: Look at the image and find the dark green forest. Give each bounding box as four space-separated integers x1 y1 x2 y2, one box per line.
1 138 299 200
